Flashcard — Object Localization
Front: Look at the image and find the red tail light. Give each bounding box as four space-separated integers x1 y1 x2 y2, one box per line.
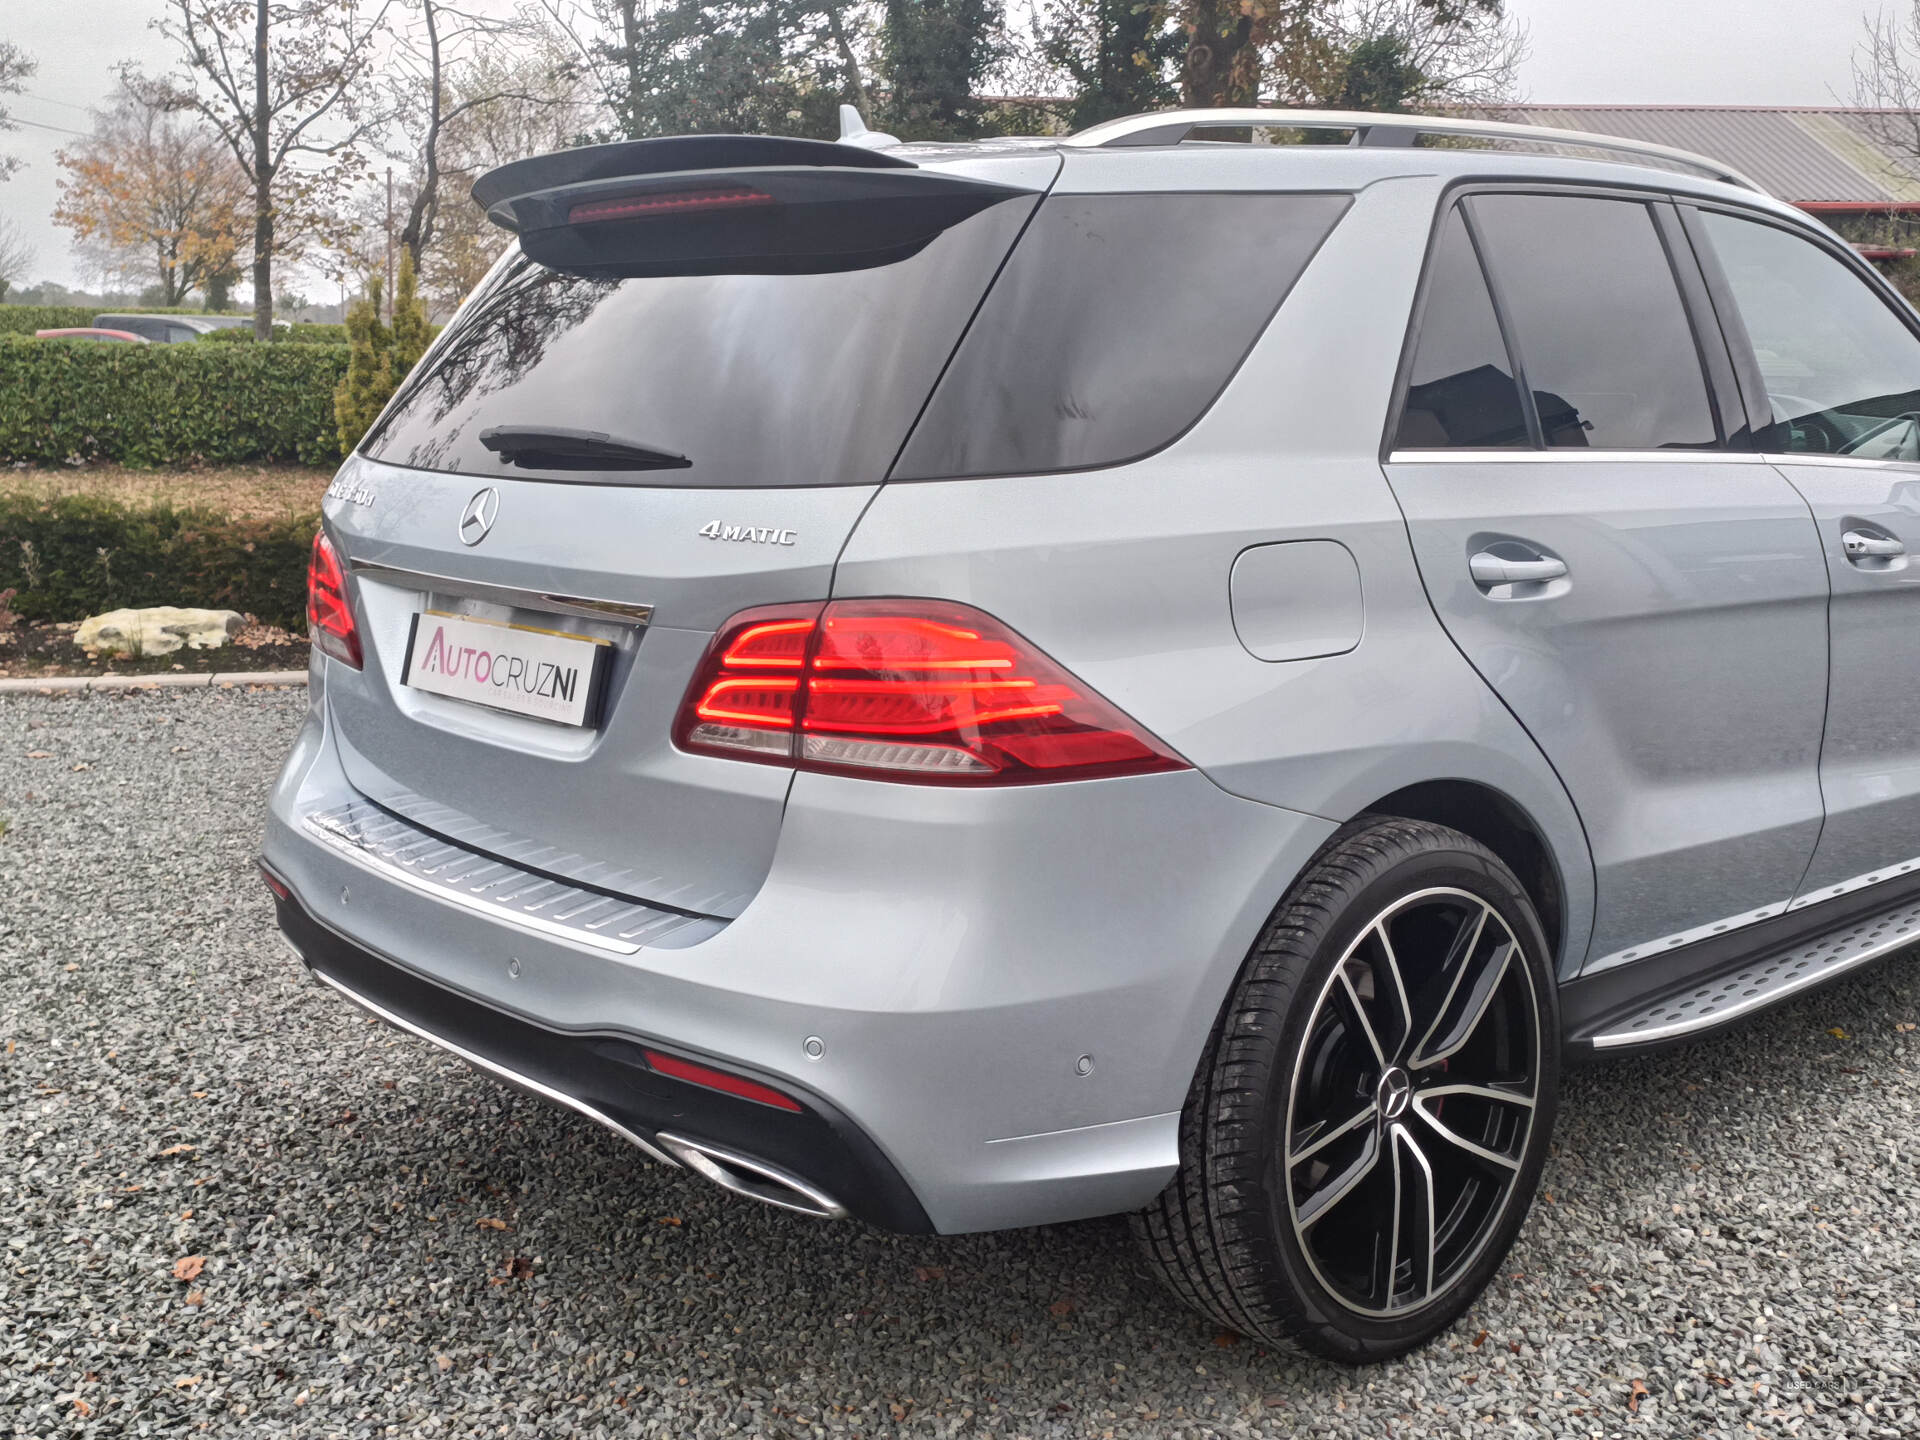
306 531 362 669
568 187 776 225
674 599 1187 784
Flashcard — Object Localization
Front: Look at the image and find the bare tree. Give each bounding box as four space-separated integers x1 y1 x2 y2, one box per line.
144 0 394 337
385 1 571 276
0 41 36 181
0 215 35 298
1853 5 1920 193
1322 0 1526 113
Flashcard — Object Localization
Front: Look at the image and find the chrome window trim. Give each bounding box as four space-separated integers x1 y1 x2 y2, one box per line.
1388 448 1761 465
1387 449 1920 470
307 967 681 1167
351 560 655 626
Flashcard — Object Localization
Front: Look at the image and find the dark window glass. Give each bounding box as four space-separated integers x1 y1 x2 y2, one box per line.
1702 211 1920 459
361 197 1037 487
893 192 1352 479
1469 194 1718 449
1394 209 1529 448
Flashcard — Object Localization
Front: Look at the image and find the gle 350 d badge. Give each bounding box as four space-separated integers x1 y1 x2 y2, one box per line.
699 522 798 545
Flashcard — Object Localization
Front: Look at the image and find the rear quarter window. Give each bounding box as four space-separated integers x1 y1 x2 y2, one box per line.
891 191 1352 479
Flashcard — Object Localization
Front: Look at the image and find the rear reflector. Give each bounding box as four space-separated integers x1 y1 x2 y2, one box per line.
643 1050 803 1112
567 187 776 225
674 599 1188 785
306 531 362 669
260 865 291 901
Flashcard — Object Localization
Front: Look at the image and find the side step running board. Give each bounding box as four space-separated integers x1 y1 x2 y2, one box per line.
1584 895 1920 1050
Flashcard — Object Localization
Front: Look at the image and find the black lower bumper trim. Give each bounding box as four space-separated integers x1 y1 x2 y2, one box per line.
274 894 933 1233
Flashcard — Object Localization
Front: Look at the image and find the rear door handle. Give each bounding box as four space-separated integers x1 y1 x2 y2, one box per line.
1469 551 1568 588
1842 528 1906 562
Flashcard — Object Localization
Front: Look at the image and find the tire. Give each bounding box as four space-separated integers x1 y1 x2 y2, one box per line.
1133 815 1560 1363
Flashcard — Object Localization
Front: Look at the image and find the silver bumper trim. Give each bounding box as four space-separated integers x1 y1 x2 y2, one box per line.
310 967 682 1167
301 800 725 956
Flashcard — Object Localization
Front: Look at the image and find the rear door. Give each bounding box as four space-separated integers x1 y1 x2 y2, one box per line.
1687 204 1920 900
1383 188 1831 971
319 146 1056 917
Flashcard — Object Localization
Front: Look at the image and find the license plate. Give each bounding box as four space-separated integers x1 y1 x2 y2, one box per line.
401 611 611 727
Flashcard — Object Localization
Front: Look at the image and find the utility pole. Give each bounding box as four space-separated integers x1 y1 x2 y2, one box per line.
384 165 395 323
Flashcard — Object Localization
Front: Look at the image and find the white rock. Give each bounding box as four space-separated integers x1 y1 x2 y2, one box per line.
75 607 246 657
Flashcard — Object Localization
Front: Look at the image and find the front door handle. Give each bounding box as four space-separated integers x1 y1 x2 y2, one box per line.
1842 528 1906 562
1469 551 1569 588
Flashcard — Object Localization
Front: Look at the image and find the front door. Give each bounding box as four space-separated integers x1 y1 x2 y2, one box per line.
1691 204 1920 902
1383 189 1831 970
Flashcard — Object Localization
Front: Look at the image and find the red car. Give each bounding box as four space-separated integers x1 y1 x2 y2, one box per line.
32 327 149 343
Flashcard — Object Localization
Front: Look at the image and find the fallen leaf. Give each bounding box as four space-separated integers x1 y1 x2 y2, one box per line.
1211 1330 1240 1348
1897 1022 1915 1033
174 1375 201 1389
505 1255 535 1279
73 1399 92 1417
1829 1027 1848 1040
1508 1340 1522 1355
436 1355 453 1372
1471 1329 1488 1349
158 1144 195 1157
185 1291 205 1307
180 1209 192 1219
1048 1299 1074 1317
1628 1378 1649 1414
25 750 50 759
655 1216 682 1227
914 1266 946 1282
475 1217 508 1231
171 1255 205 1282
71 762 90 772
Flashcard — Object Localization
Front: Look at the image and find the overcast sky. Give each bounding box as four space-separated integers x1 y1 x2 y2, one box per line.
0 0 1886 292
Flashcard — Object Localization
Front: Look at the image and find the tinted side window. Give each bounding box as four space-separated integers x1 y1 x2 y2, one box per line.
1701 211 1920 458
1469 194 1718 450
1394 208 1529 448
893 192 1351 479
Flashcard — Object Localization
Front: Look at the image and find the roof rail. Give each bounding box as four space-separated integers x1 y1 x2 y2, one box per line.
1062 108 1765 193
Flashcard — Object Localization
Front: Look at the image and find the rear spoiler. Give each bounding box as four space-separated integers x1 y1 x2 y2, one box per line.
472 133 1037 277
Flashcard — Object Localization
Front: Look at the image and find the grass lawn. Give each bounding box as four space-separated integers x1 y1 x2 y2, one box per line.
2 461 334 521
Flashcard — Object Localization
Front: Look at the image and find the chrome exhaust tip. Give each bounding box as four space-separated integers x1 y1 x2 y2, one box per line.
655 1132 849 1220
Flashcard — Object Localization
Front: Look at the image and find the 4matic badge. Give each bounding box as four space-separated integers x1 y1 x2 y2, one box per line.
698 521 797 546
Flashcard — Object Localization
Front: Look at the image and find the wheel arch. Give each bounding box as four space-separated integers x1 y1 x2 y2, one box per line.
1358 779 1572 975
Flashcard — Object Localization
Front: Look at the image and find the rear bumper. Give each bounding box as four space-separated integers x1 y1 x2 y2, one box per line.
273 890 932 1229
262 683 1336 1233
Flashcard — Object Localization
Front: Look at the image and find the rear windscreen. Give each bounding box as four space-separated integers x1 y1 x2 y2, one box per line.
361 196 1038 487
891 191 1352 479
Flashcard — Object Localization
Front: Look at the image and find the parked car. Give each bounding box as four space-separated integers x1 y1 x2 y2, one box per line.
262 108 1920 1361
92 313 255 343
32 327 149 343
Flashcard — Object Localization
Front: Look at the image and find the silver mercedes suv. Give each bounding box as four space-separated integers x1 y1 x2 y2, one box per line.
263 107 1920 1361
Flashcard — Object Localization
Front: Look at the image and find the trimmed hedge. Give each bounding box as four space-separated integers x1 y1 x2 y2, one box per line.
0 305 251 334
202 323 349 344
0 492 316 632
0 337 350 465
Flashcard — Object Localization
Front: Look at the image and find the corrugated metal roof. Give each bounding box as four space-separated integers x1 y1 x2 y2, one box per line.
1499 107 1920 205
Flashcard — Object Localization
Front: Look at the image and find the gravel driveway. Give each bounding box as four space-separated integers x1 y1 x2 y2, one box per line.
4 689 1918 1438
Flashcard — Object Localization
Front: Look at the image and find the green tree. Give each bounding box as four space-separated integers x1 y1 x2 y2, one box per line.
1039 0 1179 130
333 250 430 455
879 0 1005 139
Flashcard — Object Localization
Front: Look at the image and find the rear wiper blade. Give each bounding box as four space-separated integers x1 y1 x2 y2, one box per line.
479 425 691 471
